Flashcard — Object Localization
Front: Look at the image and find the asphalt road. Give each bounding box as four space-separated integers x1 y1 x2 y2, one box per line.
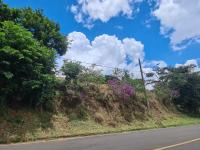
0 125 200 150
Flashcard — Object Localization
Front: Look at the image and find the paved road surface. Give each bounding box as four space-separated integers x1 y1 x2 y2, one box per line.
0 125 200 150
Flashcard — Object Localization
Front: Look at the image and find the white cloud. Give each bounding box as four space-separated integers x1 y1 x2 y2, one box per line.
153 0 200 50
175 59 200 72
71 0 143 28
184 59 199 67
123 38 144 63
140 60 168 90
60 31 144 74
144 60 167 68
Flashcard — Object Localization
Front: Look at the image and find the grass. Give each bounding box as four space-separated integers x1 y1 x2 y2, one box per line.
68 115 200 136
1 110 200 144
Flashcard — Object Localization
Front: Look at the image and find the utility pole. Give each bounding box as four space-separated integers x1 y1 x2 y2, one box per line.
138 59 149 109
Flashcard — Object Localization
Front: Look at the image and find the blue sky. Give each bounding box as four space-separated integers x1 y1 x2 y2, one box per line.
4 0 200 70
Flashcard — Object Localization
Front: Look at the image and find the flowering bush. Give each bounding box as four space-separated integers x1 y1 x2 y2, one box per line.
122 84 135 96
107 79 135 101
170 89 180 98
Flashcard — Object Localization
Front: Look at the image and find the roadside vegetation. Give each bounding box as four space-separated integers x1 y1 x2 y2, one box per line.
1 1 200 144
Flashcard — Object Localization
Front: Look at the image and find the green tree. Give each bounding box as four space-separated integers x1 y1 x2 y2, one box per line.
61 61 83 81
0 0 19 21
0 1 67 55
154 65 200 115
16 8 67 55
0 21 55 108
167 67 200 114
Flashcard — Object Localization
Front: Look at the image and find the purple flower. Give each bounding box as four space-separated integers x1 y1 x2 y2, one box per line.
79 92 86 99
171 89 180 98
107 79 119 86
122 84 135 96
107 79 135 101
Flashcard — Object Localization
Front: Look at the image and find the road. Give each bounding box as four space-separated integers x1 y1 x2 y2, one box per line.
0 125 200 150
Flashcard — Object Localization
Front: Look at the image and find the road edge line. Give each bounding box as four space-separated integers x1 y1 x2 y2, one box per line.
154 138 200 150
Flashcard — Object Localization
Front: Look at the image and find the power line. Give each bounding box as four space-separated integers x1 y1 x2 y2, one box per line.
64 58 139 71
63 58 200 75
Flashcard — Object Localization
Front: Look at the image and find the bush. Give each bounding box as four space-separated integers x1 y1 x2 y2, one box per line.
155 84 171 106
79 73 106 84
107 79 135 102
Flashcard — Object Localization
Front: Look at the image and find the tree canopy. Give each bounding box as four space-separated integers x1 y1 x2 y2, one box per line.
0 21 55 107
154 65 200 115
62 61 83 81
0 1 68 109
0 0 67 55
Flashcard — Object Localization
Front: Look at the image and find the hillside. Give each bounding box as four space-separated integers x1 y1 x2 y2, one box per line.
1 83 200 144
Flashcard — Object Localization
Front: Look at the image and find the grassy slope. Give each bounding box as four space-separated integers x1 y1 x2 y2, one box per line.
1 84 200 144
1 108 200 144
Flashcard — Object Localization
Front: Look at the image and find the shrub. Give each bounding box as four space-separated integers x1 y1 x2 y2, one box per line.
77 67 106 85
155 84 171 106
77 105 88 120
79 73 106 84
107 79 135 102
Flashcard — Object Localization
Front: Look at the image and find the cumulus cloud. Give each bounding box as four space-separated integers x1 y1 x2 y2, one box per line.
153 0 200 50
61 31 144 74
70 0 143 28
175 59 200 72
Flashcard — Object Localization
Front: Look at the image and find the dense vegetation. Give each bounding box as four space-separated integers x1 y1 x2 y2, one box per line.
0 1 67 110
0 0 67 55
153 65 200 115
0 21 55 108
